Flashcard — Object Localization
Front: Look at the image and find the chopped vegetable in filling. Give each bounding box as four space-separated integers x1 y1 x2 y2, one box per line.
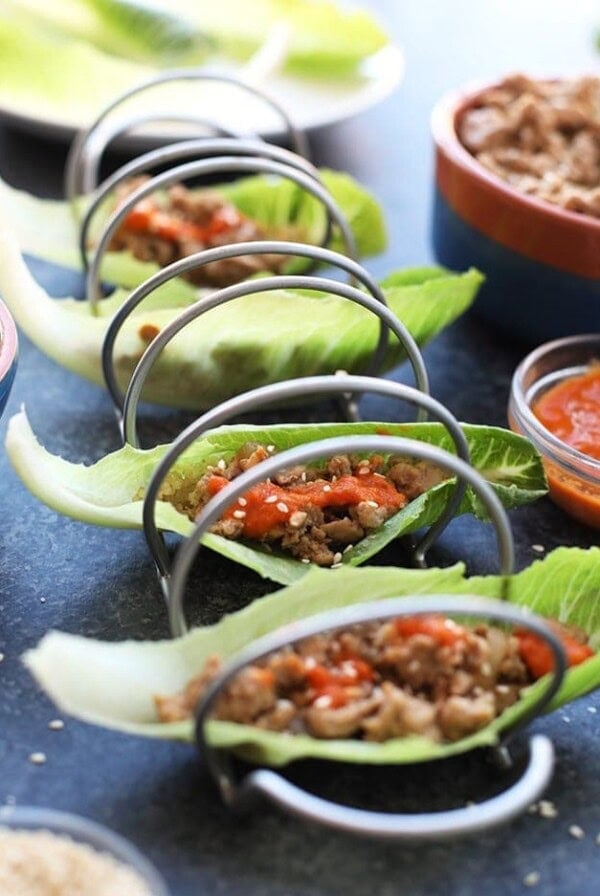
160 442 447 566
155 616 594 743
107 177 290 286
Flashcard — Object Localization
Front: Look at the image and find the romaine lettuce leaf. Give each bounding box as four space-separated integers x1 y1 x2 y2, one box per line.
0 167 386 287
23 548 600 765
6 412 547 585
0 228 483 409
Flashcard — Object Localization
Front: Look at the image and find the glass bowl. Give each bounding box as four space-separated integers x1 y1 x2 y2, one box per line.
0 805 169 895
0 297 18 421
509 334 600 528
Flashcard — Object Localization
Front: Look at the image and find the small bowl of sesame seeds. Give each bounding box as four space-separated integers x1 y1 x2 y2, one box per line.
0 806 169 896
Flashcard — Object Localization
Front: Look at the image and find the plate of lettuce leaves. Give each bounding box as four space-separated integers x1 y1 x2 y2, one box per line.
0 0 404 143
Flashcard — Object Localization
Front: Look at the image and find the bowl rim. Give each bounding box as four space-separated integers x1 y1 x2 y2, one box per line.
0 296 17 383
510 333 600 482
431 76 600 235
0 805 170 896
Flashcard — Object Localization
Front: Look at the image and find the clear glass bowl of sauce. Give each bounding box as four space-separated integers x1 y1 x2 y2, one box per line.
509 334 600 528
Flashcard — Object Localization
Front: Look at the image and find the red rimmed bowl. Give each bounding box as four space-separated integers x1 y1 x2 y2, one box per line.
0 297 17 420
431 80 600 343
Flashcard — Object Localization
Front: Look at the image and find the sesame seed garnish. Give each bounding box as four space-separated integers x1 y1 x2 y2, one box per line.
300 472 307 482
323 485 332 492
48 720 64 731
217 459 226 471
358 467 369 476
238 497 247 507
301 558 311 564
40 597 46 604
289 511 307 528
29 752 46 765
562 715 570 723
233 510 246 520
531 544 545 553
343 545 353 554
276 502 289 513
304 657 317 669
569 825 585 840
267 445 275 453
265 495 278 504
587 706 597 714
331 563 343 569
538 800 558 819
523 872 540 888
333 552 343 564
366 500 379 508
496 684 510 694
314 695 333 708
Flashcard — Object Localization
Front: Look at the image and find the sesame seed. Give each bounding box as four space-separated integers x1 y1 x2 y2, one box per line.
29 752 46 765
314 695 333 708
562 715 570 723
523 872 540 887
265 495 278 504
323 485 332 492
331 475 337 482
289 511 307 528
0 653 4 663
496 684 510 694
238 497 247 507
233 510 246 520
569 825 585 840
40 598 46 604
276 502 289 513
300 472 307 482
333 552 343 564
538 800 558 819
301 558 311 564
304 658 317 669
481 662 492 676
335 369 348 376
267 445 275 453
48 720 64 731
358 467 369 476
217 459 226 471
331 563 343 569
531 544 545 553
587 706 597 714
343 545 353 554
367 500 379 508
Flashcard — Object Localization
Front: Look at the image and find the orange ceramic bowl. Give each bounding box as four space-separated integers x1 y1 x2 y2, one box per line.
431 80 600 343
509 334 600 529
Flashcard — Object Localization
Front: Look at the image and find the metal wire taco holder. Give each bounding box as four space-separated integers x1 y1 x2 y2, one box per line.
64 71 567 838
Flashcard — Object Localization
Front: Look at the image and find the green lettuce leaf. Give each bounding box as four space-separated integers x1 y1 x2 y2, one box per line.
6 0 390 78
0 167 386 285
6 412 547 585
5 0 211 66
23 548 600 765
0 227 483 409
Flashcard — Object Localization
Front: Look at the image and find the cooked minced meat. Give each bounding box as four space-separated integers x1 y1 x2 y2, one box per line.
107 177 289 287
159 442 448 566
154 615 593 743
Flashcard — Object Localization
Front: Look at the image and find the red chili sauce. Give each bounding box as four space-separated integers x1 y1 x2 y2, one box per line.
532 365 600 527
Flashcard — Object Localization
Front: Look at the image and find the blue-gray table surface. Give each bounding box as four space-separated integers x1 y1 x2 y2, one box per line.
0 2 598 894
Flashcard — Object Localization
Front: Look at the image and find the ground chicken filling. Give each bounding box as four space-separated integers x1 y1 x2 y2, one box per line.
458 74 600 217
107 177 289 286
155 615 593 743
160 442 448 567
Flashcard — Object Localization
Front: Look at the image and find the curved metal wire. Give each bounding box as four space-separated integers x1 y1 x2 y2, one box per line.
142 376 469 585
120 274 430 446
71 115 246 204
85 156 357 311
80 138 324 273
194 594 565 838
165 435 514 637
65 68 309 202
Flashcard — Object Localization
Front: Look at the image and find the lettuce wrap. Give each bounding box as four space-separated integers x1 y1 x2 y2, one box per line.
23 548 600 765
0 221 483 409
6 412 547 585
